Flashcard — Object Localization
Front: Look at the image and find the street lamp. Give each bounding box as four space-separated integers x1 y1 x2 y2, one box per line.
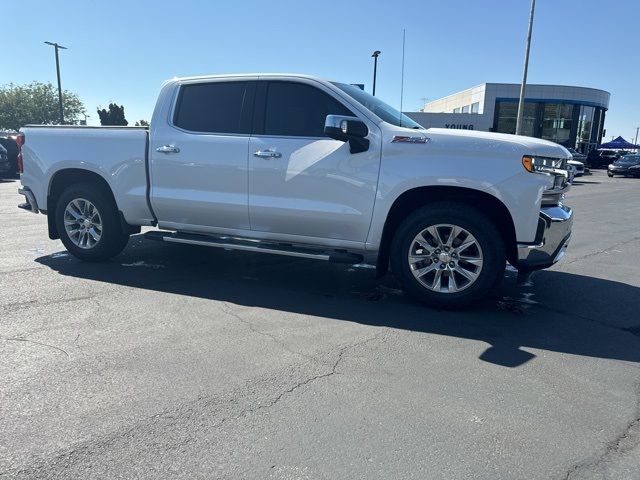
371 50 381 96
44 41 67 125
515 0 536 136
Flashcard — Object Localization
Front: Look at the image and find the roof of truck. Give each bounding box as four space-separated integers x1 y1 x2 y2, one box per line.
170 73 329 82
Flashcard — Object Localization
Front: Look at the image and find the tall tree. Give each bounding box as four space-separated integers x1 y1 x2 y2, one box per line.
97 103 128 126
0 82 85 131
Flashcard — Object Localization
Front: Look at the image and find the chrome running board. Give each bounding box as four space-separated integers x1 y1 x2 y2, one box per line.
144 231 364 264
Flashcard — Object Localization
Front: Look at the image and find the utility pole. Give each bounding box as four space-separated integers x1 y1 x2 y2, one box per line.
44 41 67 124
515 0 536 136
371 50 381 96
634 127 639 145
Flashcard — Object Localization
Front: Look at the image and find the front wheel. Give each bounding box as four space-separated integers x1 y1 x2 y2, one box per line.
390 203 506 309
55 183 130 261
607 172 614 177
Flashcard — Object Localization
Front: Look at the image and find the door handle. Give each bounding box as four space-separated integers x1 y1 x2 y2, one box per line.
253 149 282 159
156 145 180 154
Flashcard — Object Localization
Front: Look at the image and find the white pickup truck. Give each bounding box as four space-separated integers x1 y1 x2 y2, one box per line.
17 74 573 308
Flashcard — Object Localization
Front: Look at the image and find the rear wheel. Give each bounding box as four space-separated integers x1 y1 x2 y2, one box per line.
55 183 130 261
390 203 505 309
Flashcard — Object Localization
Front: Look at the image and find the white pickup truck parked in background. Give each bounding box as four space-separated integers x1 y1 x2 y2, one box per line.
17 74 573 308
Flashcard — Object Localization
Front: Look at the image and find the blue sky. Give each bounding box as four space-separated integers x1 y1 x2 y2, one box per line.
4 0 638 139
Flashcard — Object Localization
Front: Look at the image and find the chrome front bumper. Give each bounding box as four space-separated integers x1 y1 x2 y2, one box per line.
516 204 573 271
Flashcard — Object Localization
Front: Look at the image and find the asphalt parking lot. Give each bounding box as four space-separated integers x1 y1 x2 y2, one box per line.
1 170 639 480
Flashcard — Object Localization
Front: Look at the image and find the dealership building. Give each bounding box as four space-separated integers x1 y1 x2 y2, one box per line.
405 83 610 153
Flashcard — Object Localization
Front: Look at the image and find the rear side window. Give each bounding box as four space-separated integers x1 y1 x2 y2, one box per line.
264 82 354 137
174 81 249 134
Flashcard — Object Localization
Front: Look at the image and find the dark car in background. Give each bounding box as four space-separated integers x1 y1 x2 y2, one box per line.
566 147 587 163
0 144 11 177
608 154 640 177
587 149 622 169
0 135 19 178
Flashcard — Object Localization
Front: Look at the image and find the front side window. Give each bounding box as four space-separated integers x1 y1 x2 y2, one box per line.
264 82 354 137
174 81 249 134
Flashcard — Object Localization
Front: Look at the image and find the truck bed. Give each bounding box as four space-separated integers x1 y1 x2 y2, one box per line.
20 125 155 226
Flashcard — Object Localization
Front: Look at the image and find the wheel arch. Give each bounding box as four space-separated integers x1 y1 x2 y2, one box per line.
376 186 517 277
47 168 124 240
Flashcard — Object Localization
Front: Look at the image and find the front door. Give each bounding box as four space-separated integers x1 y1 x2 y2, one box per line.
150 79 255 233
248 80 381 243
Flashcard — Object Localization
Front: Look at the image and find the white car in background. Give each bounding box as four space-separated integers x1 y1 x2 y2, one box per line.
566 159 585 182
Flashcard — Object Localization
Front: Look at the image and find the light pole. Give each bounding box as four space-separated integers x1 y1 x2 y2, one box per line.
515 0 536 136
371 50 381 96
634 127 639 145
44 41 67 125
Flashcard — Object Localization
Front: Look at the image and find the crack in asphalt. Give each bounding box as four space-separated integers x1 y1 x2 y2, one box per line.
3 336 70 358
0 332 384 478
563 236 640 266
251 334 383 414
0 294 98 313
219 300 321 363
563 382 640 479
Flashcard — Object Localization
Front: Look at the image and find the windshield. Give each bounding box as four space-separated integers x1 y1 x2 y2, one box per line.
331 82 423 129
618 155 640 164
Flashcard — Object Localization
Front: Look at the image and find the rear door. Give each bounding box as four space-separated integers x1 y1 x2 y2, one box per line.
150 78 256 233
247 79 381 243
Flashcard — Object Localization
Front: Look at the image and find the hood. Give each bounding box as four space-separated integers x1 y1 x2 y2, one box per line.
423 128 571 159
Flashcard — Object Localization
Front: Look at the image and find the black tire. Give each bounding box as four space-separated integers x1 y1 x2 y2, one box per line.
55 183 130 261
607 172 614 177
390 202 506 309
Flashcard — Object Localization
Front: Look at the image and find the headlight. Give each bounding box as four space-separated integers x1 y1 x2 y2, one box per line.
522 155 568 175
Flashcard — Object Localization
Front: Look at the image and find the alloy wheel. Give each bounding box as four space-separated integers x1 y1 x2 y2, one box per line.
407 224 483 293
63 198 103 249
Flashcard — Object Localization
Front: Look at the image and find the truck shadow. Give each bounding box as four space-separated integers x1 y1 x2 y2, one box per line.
36 235 640 368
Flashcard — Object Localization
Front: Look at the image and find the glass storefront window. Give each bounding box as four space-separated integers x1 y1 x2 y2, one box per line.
493 100 605 152
471 102 479 113
496 102 536 136
461 105 469 113
576 105 595 152
541 103 573 145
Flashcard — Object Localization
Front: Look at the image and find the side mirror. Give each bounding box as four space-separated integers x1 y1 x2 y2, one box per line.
324 115 369 154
